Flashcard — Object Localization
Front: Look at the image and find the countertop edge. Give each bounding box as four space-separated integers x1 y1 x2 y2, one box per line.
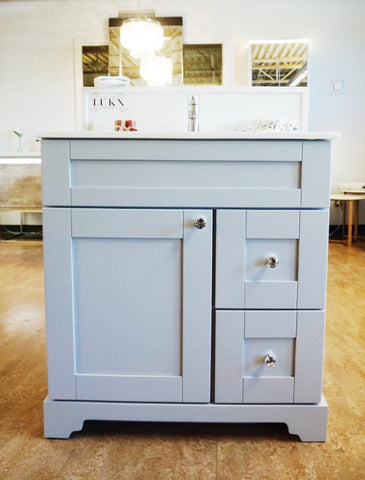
37 131 341 140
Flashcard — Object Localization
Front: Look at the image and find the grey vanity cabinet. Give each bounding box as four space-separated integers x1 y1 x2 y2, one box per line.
43 207 212 403
42 135 332 441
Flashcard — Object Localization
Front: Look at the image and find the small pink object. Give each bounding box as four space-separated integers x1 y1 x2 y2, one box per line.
125 120 136 128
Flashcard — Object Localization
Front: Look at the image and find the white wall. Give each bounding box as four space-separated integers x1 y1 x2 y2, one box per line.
1 0 365 220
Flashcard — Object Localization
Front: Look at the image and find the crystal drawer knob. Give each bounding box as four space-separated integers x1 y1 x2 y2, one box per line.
194 218 206 229
266 256 279 268
264 353 276 367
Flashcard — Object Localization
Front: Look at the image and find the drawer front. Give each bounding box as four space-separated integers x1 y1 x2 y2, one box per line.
214 310 325 404
42 139 330 209
69 139 302 162
215 209 329 309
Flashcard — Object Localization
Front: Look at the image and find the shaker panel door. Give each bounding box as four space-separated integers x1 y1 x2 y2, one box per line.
44 208 212 403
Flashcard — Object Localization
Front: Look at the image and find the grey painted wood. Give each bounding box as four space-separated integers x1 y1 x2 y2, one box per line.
182 210 212 402
41 140 70 206
73 236 183 395
43 395 328 441
215 311 245 404
71 159 300 189
71 186 301 208
245 281 297 309
215 311 296 404
297 210 329 309
301 141 331 208
243 377 294 403
294 311 325 403
67 140 302 208
246 210 300 239
76 375 182 402
42 137 331 441
244 239 298 282
71 208 183 238
214 309 324 405
216 209 328 309
42 139 331 210
70 208 212 403
215 210 246 308
245 311 297 338
216 210 300 308
71 148 301 208
243 319 296 403
43 208 75 399
243 337 295 377
70 139 302 162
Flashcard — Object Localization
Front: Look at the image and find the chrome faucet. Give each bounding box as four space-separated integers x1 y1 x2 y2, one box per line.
188 94 199 132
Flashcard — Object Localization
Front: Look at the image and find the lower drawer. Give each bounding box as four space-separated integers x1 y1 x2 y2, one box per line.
214 310 325 404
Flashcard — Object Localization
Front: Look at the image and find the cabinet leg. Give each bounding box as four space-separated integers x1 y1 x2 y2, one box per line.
43 397 85 439
286 399 328 442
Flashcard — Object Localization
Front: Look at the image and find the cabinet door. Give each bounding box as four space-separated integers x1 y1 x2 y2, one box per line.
215 209 329 309
215 310 325 404
43 208 212 403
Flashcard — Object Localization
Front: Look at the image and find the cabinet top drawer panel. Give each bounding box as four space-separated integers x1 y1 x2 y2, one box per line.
70 139 302 162
42 138 331 208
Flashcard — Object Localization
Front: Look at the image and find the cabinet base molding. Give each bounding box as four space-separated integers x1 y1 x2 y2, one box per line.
43 395 328 442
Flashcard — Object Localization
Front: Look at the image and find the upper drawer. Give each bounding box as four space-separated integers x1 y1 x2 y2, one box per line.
42 139 331 208
69 139 301 161
215 209 329 309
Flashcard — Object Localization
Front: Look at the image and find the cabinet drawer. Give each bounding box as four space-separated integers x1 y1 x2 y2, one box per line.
215 209 329 309
215 310 325 404
42 139 331 209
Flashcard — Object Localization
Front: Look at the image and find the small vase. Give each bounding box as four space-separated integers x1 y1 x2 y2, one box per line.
16 136 23 152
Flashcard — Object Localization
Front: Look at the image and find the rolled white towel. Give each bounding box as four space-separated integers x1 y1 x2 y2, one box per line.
94 76 131 87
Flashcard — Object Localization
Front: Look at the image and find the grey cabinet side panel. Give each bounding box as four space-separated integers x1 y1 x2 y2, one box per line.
301 141 331 208
294 311 325 403
43 208 75 399
42 140 70 206
215 311 245 403
297 210 329 309
182 210 212 402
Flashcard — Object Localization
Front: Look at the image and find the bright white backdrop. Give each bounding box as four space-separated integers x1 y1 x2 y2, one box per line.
0 0 364 220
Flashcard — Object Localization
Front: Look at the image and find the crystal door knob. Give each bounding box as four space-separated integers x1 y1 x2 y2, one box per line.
194 218 206 229
266 256 279 268
264 353 276 367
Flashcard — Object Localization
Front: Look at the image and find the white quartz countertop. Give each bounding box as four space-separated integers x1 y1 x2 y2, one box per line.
38 131 341 140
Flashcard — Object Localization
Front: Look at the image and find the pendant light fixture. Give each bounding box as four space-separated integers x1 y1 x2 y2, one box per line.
140 54 173 87
120 17 164 59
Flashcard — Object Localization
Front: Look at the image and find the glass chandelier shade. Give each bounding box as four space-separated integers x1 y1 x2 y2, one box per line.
120 18 164 59
140 54 173 87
